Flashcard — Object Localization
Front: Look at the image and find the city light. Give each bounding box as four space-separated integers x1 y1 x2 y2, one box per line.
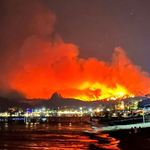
120 104 124 109
89 108 92 112
96 108 100 113
0 98 147 121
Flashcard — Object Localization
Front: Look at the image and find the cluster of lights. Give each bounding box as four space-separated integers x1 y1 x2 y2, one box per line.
0 112 10 117
58 111 78 114
0 104 127 118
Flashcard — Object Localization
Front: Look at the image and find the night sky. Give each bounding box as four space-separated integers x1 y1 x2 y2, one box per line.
43 0 150 72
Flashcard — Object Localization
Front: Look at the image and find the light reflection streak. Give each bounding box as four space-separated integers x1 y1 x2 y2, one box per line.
95 134 121 150
0 124 120 150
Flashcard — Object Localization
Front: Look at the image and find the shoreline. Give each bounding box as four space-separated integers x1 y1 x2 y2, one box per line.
101 122 150 131
101 123 150 150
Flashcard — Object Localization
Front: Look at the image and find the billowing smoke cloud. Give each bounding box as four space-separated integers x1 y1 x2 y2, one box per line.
0 0 150 100
0 0 56 98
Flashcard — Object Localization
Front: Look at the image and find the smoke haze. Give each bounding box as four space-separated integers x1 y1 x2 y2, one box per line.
0 0 150 100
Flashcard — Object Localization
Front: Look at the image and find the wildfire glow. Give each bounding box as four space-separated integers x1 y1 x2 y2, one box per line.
2 1 150 101
8 42 150 101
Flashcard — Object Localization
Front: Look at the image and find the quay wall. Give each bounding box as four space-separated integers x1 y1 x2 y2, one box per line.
0 116 91 123
47 117 91 123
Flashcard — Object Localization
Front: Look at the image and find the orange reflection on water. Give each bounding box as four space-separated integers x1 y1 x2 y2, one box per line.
95 134 121 150
16 124 121 150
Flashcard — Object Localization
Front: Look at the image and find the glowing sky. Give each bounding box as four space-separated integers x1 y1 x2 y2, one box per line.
0 0 150 100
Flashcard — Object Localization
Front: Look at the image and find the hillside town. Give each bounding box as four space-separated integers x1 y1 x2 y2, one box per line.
0 97 150 124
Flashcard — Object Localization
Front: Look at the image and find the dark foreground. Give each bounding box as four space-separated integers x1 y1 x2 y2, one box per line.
103 127 150 150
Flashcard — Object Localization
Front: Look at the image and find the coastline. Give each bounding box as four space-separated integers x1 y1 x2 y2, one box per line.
101 122 150 131
101 123 150 150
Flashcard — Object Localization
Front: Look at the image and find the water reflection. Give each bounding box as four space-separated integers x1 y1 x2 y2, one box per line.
95 134 121 150
0 123 120 150
5 123 8 128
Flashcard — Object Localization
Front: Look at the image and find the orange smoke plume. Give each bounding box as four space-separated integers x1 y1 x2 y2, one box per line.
9 38 150 100
1 1 150 101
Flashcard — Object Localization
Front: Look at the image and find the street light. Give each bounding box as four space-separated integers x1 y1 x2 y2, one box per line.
96 108 100 113
89 108 92 112
143 107 145 123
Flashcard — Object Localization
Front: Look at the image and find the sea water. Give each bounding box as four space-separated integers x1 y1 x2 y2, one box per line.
0 123 120 150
